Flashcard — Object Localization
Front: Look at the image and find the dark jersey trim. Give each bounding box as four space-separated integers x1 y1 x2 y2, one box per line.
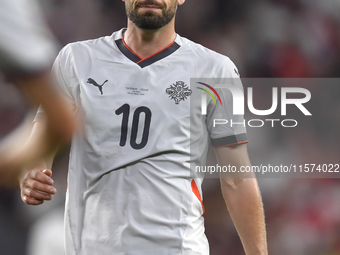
211 133 249 148
115 39 180 68
115 39 141 63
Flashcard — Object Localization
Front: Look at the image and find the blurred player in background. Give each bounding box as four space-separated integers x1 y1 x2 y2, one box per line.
0 0 75 185
20 0 268 254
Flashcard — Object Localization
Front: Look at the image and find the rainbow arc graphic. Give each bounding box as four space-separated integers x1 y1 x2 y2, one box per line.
196 82 222 106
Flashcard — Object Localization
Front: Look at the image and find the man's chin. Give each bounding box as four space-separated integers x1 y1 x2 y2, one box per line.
136 21 164 30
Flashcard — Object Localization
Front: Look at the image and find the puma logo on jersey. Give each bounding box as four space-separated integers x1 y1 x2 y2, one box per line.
166 81 192 104
87 78 108 95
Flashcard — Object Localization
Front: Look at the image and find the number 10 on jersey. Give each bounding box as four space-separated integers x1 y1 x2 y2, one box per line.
115 104 152 150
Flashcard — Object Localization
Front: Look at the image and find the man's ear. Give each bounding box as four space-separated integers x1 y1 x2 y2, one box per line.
178 0 185 6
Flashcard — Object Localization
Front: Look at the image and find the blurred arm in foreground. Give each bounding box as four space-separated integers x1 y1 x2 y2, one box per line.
0 0 75 185
0 72 75 185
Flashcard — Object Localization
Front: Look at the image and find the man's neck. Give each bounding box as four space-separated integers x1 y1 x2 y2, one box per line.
123 20 176 59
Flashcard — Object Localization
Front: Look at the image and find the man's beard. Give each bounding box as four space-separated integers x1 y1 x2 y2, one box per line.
126 1 177 30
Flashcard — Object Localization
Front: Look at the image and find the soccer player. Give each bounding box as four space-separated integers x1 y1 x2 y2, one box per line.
0 0 75 185
20 0 268 254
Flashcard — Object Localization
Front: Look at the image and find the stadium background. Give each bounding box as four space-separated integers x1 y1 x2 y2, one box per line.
1 0 340 254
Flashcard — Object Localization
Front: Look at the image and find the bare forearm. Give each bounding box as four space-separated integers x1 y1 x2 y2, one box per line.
215 145 267 254
221 178 267 255
5 121 57 170
0 117 58 186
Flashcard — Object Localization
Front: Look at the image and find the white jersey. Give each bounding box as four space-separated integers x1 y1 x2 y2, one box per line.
40 29 248 255
0 0 57 75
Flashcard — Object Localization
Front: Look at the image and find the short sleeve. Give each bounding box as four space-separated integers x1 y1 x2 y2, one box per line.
206 58 249 148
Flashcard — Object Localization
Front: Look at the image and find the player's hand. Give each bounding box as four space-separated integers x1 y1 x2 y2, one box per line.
20 168 57 205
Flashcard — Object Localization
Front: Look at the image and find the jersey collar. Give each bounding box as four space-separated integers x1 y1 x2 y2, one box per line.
114 29 180 68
